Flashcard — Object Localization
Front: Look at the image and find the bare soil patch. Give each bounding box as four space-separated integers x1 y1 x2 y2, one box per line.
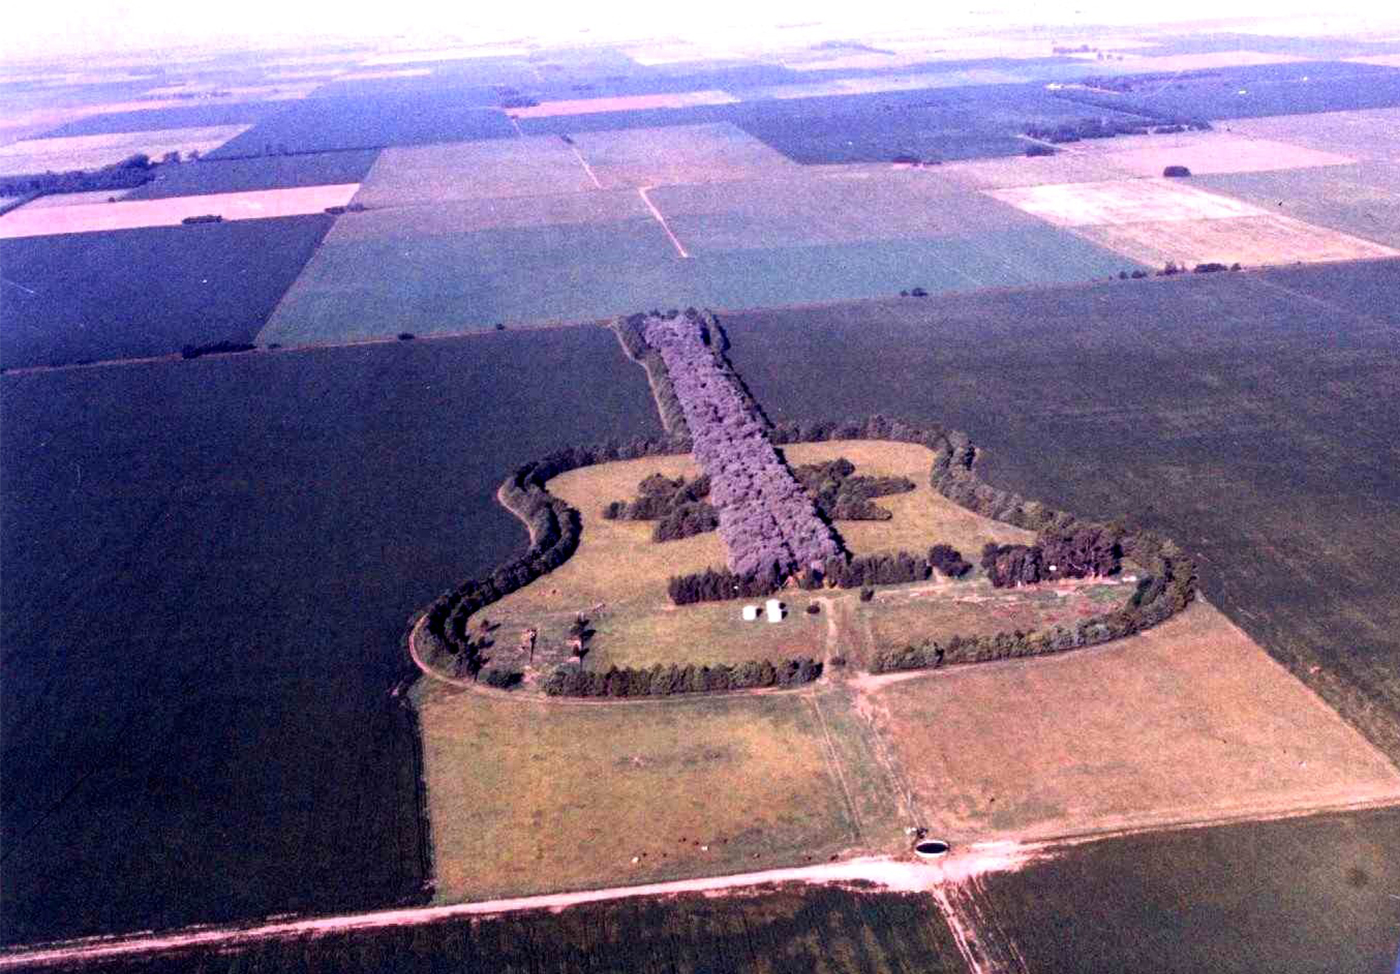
868 599 1400 844
0 184 358 239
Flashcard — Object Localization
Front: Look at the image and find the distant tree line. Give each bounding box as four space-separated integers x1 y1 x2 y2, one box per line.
0 153 155 199
180 340 257 359
543 657 821 697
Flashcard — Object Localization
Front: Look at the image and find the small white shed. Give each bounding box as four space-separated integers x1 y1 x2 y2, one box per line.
741 604 759 622
765 598 784 623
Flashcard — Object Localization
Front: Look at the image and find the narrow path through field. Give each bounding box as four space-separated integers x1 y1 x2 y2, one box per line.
638 185 690 258
566 142 603 189
0 854 1018 970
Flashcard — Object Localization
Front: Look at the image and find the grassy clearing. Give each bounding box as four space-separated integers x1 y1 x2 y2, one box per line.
865 600 1400 844
413 679 859 902
480 440 1040 674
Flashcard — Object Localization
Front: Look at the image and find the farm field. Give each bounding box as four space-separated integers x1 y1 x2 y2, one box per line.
869 600 1400 843
510 89 740 118
207 92 513 156
471 440 1038 675
351 137 597 206
720 258 1400 769
414 682 865 902
1057 130 1356 177
568 122 800 189
988 177 1398 266
0 183 358 238
57 886 970 974
1221 106 1400 161
1051 58 1400 121
0 326 664 945
0 125 250 177
123 151 381 199
1196 161 1400 249
0 215 332 369
41 101 281 136
979 805 1400 973
258 217 683 344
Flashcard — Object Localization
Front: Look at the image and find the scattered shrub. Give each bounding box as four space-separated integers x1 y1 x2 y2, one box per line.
1163 165 1191 178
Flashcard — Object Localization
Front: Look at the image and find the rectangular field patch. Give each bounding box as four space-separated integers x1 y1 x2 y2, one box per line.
1194 162 1400 249
0 125 251 177
508 89 740 119
0 183 358 239
351 137 597 206
869 601 1400 844
986 178 1266 227
1084 132 1356 177
568 122 798 189
1073 213 1399 267
1222 107 1400 162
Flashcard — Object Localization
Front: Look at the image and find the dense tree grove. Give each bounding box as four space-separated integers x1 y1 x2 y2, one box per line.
791 457 915 521
542 657 821 697
928 543 972 578
602 472 719 541
869 431 1198 673
981 526 1121 588
644 312 843 579
419 433 692 682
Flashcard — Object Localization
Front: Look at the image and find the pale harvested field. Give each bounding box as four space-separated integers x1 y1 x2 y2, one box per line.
569 123 798 189
0 125 250 178
1073 214 1399 267
941 151 1126 190
1104 49 1314 72
1222 108 1400 162
0 183 357 239
326 189 649 241
9 188 133 209
510 90 739 119
141 82 314 100
871 600 1400 843
414 681 859 902
352 137 596 206
1086 132 1355 177
986 178 1265 227
332 68 434 81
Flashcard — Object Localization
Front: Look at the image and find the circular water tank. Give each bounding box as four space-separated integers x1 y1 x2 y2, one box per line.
914 839 950 859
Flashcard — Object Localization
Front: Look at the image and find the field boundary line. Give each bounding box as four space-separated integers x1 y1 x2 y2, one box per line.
566 142 603 189
806 692 865 845
638 185 690 258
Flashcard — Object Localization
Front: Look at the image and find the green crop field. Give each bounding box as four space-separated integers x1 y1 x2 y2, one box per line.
1197 161 1400 249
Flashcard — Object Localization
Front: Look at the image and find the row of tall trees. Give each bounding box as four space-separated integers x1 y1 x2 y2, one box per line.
543 658 821 697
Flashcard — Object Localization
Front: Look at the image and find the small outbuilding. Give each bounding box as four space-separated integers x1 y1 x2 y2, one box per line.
765 599 785 623
741 604 759 622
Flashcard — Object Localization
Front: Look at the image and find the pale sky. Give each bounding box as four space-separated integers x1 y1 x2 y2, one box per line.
4 0 1400 65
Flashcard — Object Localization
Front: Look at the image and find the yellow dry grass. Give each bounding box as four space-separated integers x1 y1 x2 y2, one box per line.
985 178 1265 227
869 599 1400 843
1072 214 1399 267
414 681 859 902
480 441 1031 671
